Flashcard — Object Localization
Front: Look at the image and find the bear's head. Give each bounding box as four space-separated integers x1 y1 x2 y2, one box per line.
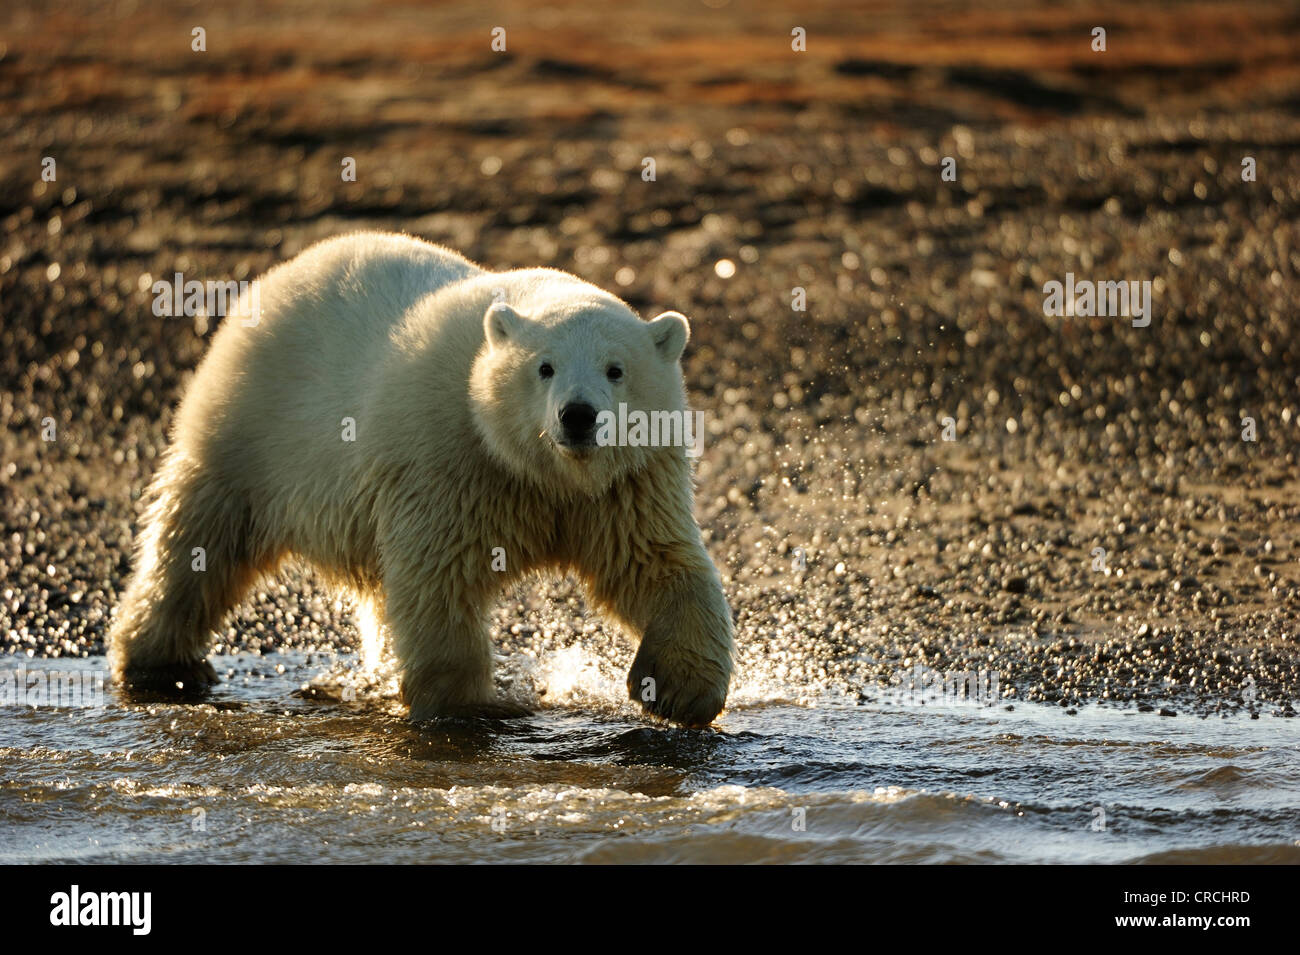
469 282 692 496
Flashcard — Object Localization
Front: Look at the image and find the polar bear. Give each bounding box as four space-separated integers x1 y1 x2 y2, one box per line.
109 232 734 727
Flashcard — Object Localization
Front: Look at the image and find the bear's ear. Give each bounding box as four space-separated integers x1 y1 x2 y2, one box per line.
484 302 524 350
647 311 690 362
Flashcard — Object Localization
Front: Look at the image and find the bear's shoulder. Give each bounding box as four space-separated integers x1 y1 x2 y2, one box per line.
283 231 483 288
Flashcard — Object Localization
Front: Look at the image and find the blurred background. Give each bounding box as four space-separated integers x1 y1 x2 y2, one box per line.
2 0 1299 703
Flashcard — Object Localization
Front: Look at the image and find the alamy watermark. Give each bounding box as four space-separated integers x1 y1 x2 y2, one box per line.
151 272 261 326
50 885 151 935
0 666 106 708
886 664 1000 707
595 403 706 458
1043 272 1151 328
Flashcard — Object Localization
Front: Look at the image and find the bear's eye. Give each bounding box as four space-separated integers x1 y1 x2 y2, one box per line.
606 366 623 381
538 362 554 379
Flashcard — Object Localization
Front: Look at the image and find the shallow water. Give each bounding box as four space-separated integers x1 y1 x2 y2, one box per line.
2 652 1298 864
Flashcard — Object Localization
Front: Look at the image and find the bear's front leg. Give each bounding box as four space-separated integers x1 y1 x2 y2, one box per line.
383 572 528 721
620 560 734 728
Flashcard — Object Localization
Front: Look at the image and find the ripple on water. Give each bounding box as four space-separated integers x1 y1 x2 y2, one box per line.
1 653 1298 863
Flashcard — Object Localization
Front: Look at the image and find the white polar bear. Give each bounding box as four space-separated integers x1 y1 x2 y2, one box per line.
109 232 734 726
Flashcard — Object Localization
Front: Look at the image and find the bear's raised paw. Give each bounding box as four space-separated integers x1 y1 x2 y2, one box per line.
627 650 727 729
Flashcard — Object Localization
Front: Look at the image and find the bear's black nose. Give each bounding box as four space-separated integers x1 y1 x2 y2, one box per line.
558 402 598 443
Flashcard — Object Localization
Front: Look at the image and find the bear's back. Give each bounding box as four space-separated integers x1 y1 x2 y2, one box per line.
195 231 480 394
174 234 484 527
258 231 480 339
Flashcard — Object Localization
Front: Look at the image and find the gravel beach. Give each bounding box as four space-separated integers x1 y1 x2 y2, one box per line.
2 0 1299 718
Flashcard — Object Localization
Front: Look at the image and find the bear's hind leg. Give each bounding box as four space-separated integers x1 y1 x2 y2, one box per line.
110 458 267 694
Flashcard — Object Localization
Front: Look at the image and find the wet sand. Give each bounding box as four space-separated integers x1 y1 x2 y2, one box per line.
2 0 1300 719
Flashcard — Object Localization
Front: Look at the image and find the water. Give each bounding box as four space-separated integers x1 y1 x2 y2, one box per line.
2 653 1298 864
